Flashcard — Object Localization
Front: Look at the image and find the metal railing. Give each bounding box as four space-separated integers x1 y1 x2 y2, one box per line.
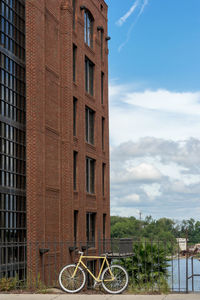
0 239 200 293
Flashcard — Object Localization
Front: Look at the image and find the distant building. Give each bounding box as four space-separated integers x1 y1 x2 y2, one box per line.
176 238 187 251
194 244 200 253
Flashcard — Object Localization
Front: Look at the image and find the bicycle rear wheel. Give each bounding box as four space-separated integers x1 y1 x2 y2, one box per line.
101 264 128 294
59 264 86 293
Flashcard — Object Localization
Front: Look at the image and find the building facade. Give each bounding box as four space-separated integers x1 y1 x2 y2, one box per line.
0 0 110 277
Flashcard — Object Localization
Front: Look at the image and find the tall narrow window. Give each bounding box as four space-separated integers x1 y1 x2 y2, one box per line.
101 72 104 104
84 10 93 47
73 0 76 30
73 97 77 136
73 44 77 82
74 210 78 243
85 57 94 95
103 214 106 240
102 163 105 196
86 212 96 247
73 151 78 190
86 157 95 194
85 106 94 144
102 117 105 150
100 30 103 59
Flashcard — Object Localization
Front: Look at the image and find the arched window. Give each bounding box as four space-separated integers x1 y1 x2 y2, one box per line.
84 10 93 48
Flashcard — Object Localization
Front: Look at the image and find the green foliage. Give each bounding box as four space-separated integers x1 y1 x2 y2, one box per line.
120 242 170 293
0 277 18 291
0 273 48 293
111 215 200 244
111 216 141 239
26 273 48 293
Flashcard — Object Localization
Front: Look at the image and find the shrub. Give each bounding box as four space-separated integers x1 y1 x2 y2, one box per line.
120 241 170 292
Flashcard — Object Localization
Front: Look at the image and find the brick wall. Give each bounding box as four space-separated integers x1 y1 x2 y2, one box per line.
26 0 110 265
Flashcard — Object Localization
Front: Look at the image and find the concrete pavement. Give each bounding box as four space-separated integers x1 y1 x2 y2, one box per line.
0 294 200 300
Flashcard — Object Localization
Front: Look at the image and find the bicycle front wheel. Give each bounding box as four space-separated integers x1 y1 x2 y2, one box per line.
102 265 128 294
59 264 86 293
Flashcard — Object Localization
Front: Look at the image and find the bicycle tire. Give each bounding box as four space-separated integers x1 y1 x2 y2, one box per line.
101 264 128 294
59 264 86 293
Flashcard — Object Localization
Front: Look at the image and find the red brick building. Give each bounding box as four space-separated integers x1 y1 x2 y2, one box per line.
0 0 110 277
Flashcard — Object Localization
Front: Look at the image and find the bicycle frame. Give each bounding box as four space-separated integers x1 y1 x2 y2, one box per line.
72 254 114 283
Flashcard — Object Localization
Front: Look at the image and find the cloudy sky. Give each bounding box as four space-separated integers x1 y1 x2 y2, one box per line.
106 0 200 219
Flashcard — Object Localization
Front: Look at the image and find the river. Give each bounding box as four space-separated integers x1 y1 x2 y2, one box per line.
168 258 200 292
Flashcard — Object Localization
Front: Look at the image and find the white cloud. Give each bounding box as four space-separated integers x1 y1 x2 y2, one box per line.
115 194 141 206
116 0 140 26
117 0 149 51
110 138 200 219
111 162 162 185
111 137 200 175
111 206 140 218
109 83 200 144
138 0 148 17
124 89 200 116
109 82 200 219
128 163 162 180
141 183 161 200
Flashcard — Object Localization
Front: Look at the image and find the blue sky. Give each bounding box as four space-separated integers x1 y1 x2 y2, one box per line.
106 0 200 220
106 0 200 91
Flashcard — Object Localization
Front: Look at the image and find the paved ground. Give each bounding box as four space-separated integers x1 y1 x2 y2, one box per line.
0 294 200 300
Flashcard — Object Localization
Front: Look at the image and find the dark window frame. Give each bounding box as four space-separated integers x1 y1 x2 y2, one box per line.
73 44 77 82
74 210 78 243
84 10 93 48
102 117 105 150
103 214 106 240
73 97 77 136
85 106 95 144
0 0 26 276
86 212 96 247
73 151 78 190
85 57 94 96
102 163 106 196
86 157 95 194
101 72 104 104
100 30 103 59
72 0 76 30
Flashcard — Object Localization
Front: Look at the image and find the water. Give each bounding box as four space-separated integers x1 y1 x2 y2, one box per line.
168 258 200 292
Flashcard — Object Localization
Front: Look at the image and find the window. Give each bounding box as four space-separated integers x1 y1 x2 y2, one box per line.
102 117 105 150
86 157 95 194
102 163 106 196
100 30 103 59
86 212 96 247
103 213 106 252
73 97 77 136
101 72 104 104
103 214 106 240
85 57 94 95
84 10 93 47
0 0 26 276
74 210 78 243
73 44 77 82
73 151 77 190
72 0 76 30
85 106 94 144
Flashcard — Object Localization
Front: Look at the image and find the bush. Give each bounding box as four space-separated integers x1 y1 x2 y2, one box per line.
120 241 170 292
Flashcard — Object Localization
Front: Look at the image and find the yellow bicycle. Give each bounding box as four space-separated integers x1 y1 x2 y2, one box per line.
58 251 128 294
